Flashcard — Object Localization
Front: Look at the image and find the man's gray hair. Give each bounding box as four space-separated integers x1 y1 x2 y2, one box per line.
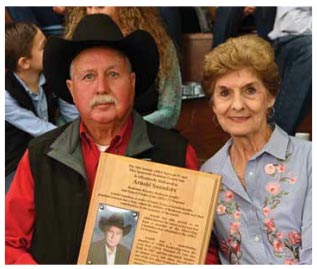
69 47 133 79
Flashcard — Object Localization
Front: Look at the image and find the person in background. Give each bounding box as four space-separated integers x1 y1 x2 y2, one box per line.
268 7 312 135
5 14 218 264
5 22 58 193
87 214 131 264
211 7 276 48
6 7 64 36
158 7 182 54
62 6 182 129
201 34 311 264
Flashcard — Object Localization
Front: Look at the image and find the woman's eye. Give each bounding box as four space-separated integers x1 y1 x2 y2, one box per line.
219 89 230 97
245 86 257 95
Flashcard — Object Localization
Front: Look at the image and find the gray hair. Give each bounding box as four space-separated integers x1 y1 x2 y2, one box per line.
69 47 133 79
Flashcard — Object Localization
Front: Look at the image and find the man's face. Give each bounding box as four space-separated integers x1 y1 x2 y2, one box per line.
66 47 136 127
105 226 124 249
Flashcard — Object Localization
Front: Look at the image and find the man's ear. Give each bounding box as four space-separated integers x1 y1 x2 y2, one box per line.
66 79 74 97
66 79 76 105
17 57 30 70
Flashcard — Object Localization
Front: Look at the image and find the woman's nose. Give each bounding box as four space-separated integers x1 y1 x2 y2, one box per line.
231 93 244 110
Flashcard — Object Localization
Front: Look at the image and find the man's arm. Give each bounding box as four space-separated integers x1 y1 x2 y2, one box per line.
5 150 37 264
184 144 199 170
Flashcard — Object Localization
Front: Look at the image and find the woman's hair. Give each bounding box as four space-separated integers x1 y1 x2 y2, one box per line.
5 22 38 72
202 34 280 99
64 7 173 85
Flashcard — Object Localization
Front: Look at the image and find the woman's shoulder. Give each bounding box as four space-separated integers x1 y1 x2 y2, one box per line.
200 140 232 172
276 125 311 149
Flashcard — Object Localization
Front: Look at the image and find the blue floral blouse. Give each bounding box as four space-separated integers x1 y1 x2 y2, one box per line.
201 125 312 264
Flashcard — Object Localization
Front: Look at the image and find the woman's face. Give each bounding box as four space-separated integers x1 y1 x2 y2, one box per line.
212 67 275 138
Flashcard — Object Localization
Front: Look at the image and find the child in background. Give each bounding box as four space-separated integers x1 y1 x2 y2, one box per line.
5 22 77 192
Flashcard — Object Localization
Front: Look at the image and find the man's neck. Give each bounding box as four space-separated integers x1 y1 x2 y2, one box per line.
106 244 116 254
83 115 130 146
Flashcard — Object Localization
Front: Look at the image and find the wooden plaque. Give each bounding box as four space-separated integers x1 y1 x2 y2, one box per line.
78 153 221 264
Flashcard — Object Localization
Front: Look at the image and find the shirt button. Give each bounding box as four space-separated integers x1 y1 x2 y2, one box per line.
254 235 259 242
249 171 254 176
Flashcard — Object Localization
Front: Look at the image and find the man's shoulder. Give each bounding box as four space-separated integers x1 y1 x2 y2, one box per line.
29 124 68 149
117 243 130 253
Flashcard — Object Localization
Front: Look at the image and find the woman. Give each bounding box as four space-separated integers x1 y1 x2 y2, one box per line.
63 6 182 129
200 35 311 264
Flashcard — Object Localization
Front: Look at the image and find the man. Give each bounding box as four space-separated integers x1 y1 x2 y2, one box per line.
5 14 206 264
211 7 276 48
87 213 132 264
268 7 312 135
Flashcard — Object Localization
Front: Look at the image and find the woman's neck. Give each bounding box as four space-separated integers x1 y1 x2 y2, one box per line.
230 125 273 159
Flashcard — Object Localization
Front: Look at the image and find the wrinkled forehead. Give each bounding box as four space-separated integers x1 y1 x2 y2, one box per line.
69 46 132 75
72 46 129 64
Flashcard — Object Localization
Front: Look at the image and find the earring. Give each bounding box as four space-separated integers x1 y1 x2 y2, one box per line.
267 106 275 119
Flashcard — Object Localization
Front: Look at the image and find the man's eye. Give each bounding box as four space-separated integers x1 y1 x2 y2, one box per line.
83 73 94 80
109 71 119 78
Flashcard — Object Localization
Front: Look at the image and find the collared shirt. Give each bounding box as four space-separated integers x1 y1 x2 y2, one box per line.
268 7 312 40
201 125 312 264
58 98 79 123
105 245 116 265
80 118 133 196
5 73 56 136
5 117 202 264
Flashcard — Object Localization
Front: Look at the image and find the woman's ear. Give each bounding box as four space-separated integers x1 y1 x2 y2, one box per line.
268 96 276 108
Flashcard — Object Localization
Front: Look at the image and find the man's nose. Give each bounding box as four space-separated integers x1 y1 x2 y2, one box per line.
97 77 110 95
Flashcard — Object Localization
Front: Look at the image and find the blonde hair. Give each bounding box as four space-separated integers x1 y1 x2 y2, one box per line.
64 7 173 87
202 34 280 99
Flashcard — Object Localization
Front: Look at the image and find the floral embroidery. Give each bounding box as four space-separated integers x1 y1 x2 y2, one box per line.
217 187 242 264
263 163 301 264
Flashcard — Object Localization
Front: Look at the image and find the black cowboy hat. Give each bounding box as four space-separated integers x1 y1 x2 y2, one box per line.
99 213 132 236
43 14 159 104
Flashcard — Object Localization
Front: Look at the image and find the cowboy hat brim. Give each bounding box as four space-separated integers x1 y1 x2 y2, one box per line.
43 30 159 104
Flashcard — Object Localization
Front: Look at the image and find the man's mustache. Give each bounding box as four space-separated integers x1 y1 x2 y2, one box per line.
89 95 118 108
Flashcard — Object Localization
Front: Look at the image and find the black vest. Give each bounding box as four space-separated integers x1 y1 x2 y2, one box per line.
28 122 187 264
134 82 159 116
5 72 57 176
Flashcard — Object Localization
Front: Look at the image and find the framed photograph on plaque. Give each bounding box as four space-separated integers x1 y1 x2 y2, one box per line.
86 205 139 264
78 153 221 264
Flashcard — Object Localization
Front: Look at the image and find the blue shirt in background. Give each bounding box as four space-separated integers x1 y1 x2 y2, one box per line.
5 73 56 137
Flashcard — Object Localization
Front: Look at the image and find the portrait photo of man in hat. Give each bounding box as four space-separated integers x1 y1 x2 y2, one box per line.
87 212 133 264
5 13 204 264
